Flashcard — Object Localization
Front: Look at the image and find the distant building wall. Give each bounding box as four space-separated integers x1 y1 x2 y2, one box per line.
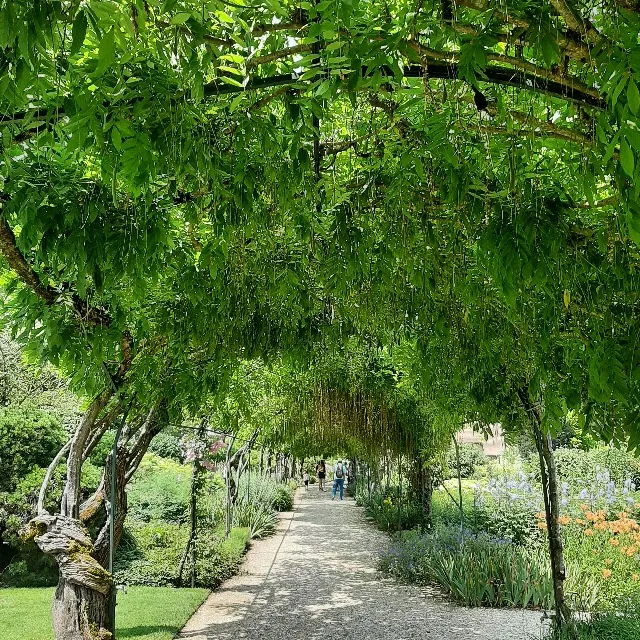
456 423 504 458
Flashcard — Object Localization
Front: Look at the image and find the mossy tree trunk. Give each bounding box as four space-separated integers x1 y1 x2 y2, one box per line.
27 398 166 640
28 515 113 640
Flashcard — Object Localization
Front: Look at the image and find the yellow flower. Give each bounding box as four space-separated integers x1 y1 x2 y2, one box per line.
602 569 612 579
632 574 639 582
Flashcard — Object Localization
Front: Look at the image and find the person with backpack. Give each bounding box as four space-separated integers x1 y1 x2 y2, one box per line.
332 459 346 500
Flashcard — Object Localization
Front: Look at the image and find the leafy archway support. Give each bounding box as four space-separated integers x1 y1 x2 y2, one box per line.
517 386 571 627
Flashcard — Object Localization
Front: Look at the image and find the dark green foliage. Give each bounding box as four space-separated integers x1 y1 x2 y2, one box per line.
0 462 101 585
114 522 249 588
0 405 65 493
271 486 294 512
545 614 640 640
444 444 487 479
148 432 184 462
88 430 115 468
194 527 250 588
126 454 191 524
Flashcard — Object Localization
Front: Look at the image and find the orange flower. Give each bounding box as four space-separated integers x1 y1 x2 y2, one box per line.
626 546 637 557
609 538 620 547
602 568 612 579
537 522 547 530
580 504 588 511
605 558 613 566
576 519 585 525
558 516 571 526
585 529 594 536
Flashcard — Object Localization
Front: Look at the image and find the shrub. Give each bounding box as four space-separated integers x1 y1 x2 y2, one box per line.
361 486 425 531
127 454 190 523
148 432 184 462
444 443 487 479
195 527 250 588
272 486 294 512
0 405 65 492
114 521 186 586
114 521 250 588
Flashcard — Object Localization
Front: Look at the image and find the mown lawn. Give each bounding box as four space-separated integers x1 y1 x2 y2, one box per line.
0 586 209 640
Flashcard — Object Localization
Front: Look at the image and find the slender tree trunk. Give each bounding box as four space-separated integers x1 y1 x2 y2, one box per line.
518 387 570 626
453 436 464 535
177 461 199 587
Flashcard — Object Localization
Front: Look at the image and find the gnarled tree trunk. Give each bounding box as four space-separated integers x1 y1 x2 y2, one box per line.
26 395 166 640
27 515 112 639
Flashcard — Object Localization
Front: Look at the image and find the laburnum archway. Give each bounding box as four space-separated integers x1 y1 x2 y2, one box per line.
2 0 640 637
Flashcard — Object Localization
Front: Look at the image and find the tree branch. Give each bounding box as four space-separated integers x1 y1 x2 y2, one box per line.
38 440 72 515
246 43 311 70
549 0 603 45
0 216 55 304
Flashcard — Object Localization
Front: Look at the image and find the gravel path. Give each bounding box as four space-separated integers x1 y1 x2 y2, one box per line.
178 488 548 640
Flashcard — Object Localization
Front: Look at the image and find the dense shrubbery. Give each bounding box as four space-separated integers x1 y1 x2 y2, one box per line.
444 444 487 479
114 458 293 587
0 406 65 493
127 454 191 523
356 481 425 531
374 445 640 616
1 459 103 586
148 431 184 462
114 521 249 588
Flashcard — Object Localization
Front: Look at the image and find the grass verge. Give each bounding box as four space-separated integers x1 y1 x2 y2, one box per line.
0 586 209 640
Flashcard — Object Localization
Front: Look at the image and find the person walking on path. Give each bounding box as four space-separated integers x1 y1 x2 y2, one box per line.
332 459 346 500
316 460 326 491
303 470 310 490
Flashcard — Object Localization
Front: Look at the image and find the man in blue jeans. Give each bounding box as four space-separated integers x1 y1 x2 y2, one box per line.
332 459 346 500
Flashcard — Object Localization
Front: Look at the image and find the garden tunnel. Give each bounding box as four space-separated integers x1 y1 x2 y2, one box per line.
2 0 640 638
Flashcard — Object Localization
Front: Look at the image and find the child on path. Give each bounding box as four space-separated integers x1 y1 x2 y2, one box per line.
303 470 309 490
